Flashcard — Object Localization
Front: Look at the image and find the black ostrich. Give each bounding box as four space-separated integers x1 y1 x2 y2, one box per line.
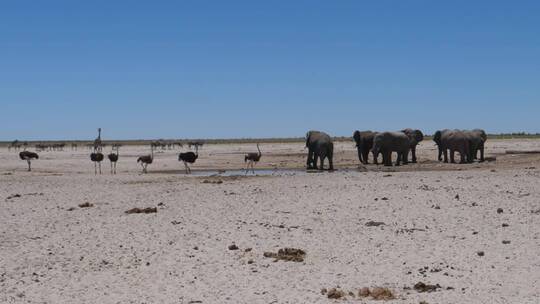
244 143 262 174
90 152 104 175
108 146 119 174
178 145 199 174
137 144 154 173
19 150 39 171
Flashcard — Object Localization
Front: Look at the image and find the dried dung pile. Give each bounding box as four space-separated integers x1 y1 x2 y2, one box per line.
263 248 306 262
125 207 157 214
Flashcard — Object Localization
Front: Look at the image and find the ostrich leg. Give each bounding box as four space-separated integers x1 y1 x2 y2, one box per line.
27 160 31 172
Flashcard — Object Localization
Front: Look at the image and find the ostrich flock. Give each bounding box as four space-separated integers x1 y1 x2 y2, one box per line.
12 127 487 174
13 128 262 174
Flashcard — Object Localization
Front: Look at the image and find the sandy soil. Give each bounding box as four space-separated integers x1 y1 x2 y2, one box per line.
1 139 539 303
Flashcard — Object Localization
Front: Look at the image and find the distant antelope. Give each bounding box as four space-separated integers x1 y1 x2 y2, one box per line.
244 143 262 174
108 146 119 174
137 144 154 173
19 150 39 171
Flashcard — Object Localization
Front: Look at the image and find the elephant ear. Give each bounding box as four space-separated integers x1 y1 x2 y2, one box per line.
433 131 441 142
414 130 424 142
353 131 361 144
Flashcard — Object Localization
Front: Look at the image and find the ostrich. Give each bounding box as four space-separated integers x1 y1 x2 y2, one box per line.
94 128 102 152
137 144 154 173
244 143 262 174
90 151 104 174
178 145 199 174
19 150 39 171
108 146 119 174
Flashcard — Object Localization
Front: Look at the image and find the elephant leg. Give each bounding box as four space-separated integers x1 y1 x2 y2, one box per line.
313 154 319 170
395 152 401 166
403 150 409 165
329 156 334 170
480 146 485 162
373 151 379 165
307 150 314 169
411 147 417 163
356 148 363 164
460 150 467 164
438 147 443 162
362 149 370 164
450 149 456 163
320 156 325 170
384 151 392 167
443 149 448 163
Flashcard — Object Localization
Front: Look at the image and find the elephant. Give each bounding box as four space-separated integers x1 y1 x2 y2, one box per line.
305 130 334 170
371 132 410 166
401 128 424 163
467 129 487 162
433 129 470 163
352 130 378 164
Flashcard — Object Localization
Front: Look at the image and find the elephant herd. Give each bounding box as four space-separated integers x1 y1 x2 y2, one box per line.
306 128 487 169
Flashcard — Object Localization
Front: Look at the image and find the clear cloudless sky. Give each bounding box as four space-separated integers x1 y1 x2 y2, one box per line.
1 1 539 140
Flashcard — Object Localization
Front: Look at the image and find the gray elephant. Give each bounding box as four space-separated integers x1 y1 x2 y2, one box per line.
305 130 334 170
371 132 410 166
352 130 377 164
433 129 470 163
401 128 424 163
466 129 487 162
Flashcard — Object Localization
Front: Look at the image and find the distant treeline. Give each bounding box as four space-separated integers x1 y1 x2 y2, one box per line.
2 133 540 147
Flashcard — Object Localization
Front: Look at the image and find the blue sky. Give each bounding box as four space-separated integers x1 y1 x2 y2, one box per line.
1 1 539 140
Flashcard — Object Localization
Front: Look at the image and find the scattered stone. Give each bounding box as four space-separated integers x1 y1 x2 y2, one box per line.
365 221 385 227
455 194 460 200
228 244 239 250
502 223 509 227
125 207 157 214
418 184 435 191
502 240 511 244
381 197 389 201
321 288 327 295
477 251 485 257
327 288 346 299
244 248 252 252
171 220 181 225
263 248 306 262
358 287 370 297
413 282 441 293
78 202 93 208
247 259 254 264
497 208 503 214
370 287 395 300
66 207 76 211
202 179 223 184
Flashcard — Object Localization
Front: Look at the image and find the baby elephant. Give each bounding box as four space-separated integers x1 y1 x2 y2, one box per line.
372 132 410 166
